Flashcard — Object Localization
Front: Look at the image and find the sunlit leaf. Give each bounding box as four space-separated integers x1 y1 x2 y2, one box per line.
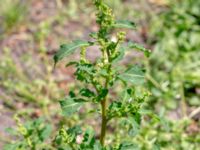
127 116 140 137
118 65 145 85
113 20 136 29
59 97 83 116
40 124 52 141
128 41 151 57
54 40 92 65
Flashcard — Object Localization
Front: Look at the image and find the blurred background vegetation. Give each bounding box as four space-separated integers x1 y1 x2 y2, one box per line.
0 0 199 149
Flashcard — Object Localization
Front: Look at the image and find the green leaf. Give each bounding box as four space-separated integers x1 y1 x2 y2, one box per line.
128 42 151 57
66 61 78 67
77 64 95 75
67 125 82 136
82 128 95 145
96 88 108 102
40 124 52 141
108 101 122 119
118 66 145 85
59 97 83 116
80 88 95 98
5 127 18 136
3 143 20 150
75 63 96 82
127 116 140 137
153 144 160 150
119 141 140 150
159 116 170 131
113 20 136 29
112 46 126 63
80 128 96 148
93 141 102 150
89 32 98 39
54 40 91 65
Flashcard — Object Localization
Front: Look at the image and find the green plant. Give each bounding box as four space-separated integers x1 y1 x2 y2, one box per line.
147 0 200 113
3 0 153 149
34 21 51 53
135 1 200 149
53 0 151 148
0 47 60 116
4 116 52 150
0 0 27 33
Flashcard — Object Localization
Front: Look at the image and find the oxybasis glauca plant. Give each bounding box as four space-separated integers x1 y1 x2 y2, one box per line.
54 0 151 148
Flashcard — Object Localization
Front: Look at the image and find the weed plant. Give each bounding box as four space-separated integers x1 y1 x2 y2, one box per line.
4 0 152 149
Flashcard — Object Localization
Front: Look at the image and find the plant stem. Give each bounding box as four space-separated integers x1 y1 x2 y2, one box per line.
100 98 107 146
100 61 110 146
180 81 187 118
100 75 109 146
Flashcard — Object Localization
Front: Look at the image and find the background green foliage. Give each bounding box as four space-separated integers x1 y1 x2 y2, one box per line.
0 0 27 33
148 0 200 109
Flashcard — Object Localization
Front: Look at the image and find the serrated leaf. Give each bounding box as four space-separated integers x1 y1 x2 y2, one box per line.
54 40 91 65
128 42 151 57
77 64 94 75
59 97 83 116
113 20 136 29
118 66 145 85
75 63 96 82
